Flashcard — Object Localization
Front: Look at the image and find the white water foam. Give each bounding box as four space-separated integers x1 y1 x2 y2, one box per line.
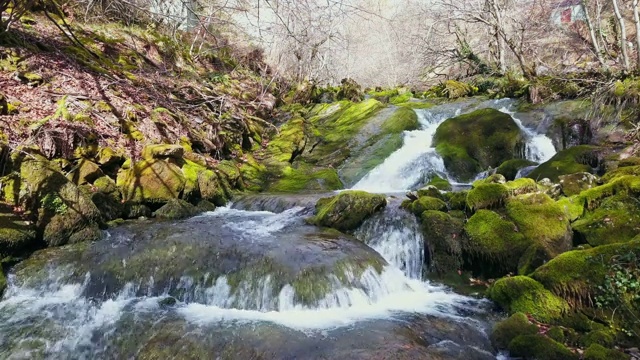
351 108 458 193
498 107 556 163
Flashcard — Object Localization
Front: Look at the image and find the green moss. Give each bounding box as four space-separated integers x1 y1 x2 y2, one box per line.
508 334 579 360
496 159 537 180
490 312 538 349
464 210 529 275
153 199 198 220
583 344 628 360
444 190 468 211
119 159 186 204
141 144 184 160
547 326 565 343
576 175 640 211
268 166 343 193
602 165 640 183
584 329 617 348
310 190 386 232
380 107 419 133
239 154 268 192
396 101 434 109
266 117 309 163
180 159 205 199
410 196 447 215
532 239 640 307
433 108 525 181
426 175 452 191
556 196 585 222
527 145 600 182
505 193 571 259
0 210 36 259
504 178 538 196
466 183 508 210
420 210 465 275
572 195 640 246
488 276 569 322
559 172 600 196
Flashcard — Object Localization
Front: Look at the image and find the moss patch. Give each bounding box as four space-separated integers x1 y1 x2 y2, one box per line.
572 195 640 246
421 210 465 275
490 312 538 349
410 196 447 215
508 334 579 360
466 183 509 210
496 159 537 180
527 145 600 182
488 276 569 322
309 191 386 232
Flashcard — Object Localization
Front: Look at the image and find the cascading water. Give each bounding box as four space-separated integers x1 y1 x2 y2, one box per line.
0 203 493 358
351 99 557 191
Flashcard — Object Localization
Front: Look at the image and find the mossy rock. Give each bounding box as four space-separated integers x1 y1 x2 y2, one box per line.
583 329 617 348
496 159 537 180
153 199 198 220
505 193 572 263
464 210 529 276
267 165 343 193
576 175 640 211
531 239 640 307
559 172 599 196
507 334 579 360
466 183 508 210
265 117 312 164
0 209 37 259
433 108 526 181
141 144 185 160
556 196 585 222
426 175 452 191
443 190 468 211
409 196 447 215
87 176 124 221
97 147 124 166
310 191 386 232
546 326 565 343
197 169 228 206
527 145 601 182
583 344 628 360
572 195 640 246
488 276 569 323
124 203 152 218
504 178 538 196
68 159 103 185
6 155 102 247
195 199 216 213
490 312 538 349
420 210 465 275
602 165 640 183
118 159 186 204
416 185 443 199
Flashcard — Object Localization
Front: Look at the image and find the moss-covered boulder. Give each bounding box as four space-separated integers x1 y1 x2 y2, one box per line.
310 191 386 232
559 172 599 196
508 334 579 360
583 344 628 360
141 144 185 160
496 159 537 181
572 195 640 246
505 193 572 265
267 165 343 193
532 239 640 307
466 183 508 210
68 159 104 185
420 210 465 275
118 159 186 204
490 312 538 349
0 207 37 259
527 145 601 182
85 176 124 222
5 155 102 247
433 108 526 181
409 196 447 215
426 175 452 191
488 276 569 322
153 199 198 220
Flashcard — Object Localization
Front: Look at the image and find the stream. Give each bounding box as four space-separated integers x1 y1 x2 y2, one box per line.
0 99 555 359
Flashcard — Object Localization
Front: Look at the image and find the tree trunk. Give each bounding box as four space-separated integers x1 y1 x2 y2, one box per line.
612 0 630 71
582 0 606 66
633 0 640 69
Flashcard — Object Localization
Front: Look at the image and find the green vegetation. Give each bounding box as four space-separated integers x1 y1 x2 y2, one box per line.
508 334 579 360
488 276 569 322
309 191 386 232
527 145 600 182
433 108 525 181
490 312 538 349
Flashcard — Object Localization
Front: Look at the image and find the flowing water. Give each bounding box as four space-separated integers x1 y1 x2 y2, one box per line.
352 99 557 192
0 200 496 359
0 99 549 359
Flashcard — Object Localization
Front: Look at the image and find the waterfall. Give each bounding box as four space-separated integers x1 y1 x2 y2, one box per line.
351 108 458 193
498 107 556 163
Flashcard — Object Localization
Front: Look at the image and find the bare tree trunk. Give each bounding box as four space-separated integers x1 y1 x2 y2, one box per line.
633 0 640 69
612 0 630 71
582 0 605 66
496 27 506 73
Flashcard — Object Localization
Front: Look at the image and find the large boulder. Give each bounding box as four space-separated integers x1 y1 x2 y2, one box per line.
527 145 601 182
153 199 198 220
309 190 386 232
490 312 538 350
4 155 102 247
420 210 465 275
118 159 186 204
572 194 640 246
433 108 526 182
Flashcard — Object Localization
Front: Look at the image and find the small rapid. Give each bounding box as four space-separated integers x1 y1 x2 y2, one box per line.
0 205 492 358
351 99 557 192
